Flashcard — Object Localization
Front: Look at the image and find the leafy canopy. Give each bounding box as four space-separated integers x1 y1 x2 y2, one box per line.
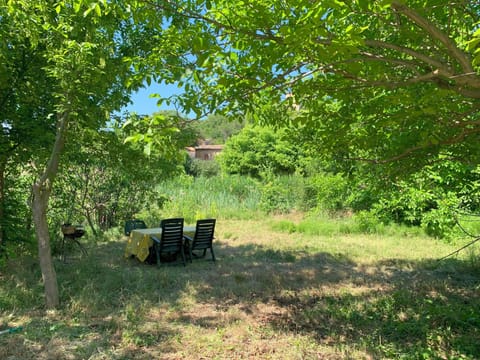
219 125 301 178
144 0 480 171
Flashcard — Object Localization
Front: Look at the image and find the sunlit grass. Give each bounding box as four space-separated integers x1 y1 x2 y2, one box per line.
1 215 479 359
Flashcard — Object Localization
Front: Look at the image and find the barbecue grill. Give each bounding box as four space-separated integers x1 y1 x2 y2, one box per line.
61 223 87 262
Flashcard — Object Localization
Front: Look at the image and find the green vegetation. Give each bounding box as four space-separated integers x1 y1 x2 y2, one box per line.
136 175 263 225
1 6 479 358
169 1 480 171
2 154 480 358
190 114 245 144
1 212 479 359
218 125 301 178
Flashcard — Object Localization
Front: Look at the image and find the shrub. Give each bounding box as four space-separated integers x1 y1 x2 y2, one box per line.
354 210 386 234
260 182 292 213
304 173 350 212
259 174 305 214
219 125 300 177
420 195 458 240
186 158 220 177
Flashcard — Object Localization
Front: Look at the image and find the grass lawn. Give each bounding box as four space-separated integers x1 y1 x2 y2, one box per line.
1 216 479 359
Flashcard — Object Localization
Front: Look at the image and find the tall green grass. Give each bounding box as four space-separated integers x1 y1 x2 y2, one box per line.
132 173 480 244
269 212 426 238
136 175 263 225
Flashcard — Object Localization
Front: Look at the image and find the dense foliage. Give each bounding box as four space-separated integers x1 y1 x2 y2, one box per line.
2 0 480 308
214 121 480 239
150 0 480 172
190 115 245 144
218 125 301 178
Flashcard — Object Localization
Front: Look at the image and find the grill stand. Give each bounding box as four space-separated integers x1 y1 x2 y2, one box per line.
61 225 88 263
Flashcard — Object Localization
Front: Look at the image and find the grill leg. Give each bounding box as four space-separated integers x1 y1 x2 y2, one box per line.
73 238 88 256
62 235 87 262
62 235 67 263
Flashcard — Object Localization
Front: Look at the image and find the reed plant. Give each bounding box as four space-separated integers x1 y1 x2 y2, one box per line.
136 174 263 225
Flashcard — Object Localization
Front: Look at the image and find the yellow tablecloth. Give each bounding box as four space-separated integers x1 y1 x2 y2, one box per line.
124 226 196 262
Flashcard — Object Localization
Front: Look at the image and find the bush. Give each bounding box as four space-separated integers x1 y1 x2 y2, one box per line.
260 182 292 213
259 174 306 214
354 210 386 234
420 196 458 240
421 208 456 240
186 158 220 177
219 125 300 177
303 173 350 212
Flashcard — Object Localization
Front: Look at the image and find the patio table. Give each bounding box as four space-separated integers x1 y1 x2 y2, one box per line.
124 226 196 262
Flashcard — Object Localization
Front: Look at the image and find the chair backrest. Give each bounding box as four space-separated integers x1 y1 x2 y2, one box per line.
124 219 147 236
192 219 216 250
160 218 184 252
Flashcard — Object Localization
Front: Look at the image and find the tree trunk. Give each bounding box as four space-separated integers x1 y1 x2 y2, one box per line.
32 184 59 308
85 208 97 236
31 112 68 309
0 157 5 251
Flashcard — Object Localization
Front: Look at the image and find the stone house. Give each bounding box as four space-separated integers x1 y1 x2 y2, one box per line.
186 144 224 160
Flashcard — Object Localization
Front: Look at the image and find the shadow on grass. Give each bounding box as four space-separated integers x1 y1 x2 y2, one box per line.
1 239 479 359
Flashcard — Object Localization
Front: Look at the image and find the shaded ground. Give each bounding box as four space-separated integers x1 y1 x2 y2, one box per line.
1 219 479 359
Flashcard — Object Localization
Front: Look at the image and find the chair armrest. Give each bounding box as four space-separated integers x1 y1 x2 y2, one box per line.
183 234 193 242
151 235 161 244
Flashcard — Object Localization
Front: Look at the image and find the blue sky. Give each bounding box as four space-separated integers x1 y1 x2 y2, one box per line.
122 81 183 116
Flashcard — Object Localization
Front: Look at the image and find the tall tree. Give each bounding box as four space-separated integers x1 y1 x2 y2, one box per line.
219 125 300 177
147 0 480 170
0 7 55 251
1 0 168 308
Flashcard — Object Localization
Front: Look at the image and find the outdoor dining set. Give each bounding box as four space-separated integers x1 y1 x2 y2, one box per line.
124 218 216 266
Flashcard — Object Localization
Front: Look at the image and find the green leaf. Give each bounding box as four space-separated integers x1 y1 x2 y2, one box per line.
143 142 151 156
73 0 82 13
124 134 142 143
95 3 101 17
466 38 480 52
83 6 92 17
358 0 369 11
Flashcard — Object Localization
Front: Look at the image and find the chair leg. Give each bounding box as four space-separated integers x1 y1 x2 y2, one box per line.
210 247 216 262
180 249 186 266
155 244 161 267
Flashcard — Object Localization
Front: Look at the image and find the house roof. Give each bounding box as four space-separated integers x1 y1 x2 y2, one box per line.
194 145 224 150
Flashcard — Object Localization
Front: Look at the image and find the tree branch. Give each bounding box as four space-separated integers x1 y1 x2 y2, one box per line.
349 127 480 165
391 1 474 74
364 39 450 72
